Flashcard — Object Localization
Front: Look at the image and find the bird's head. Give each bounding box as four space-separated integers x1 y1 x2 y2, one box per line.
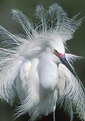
48 33 76 77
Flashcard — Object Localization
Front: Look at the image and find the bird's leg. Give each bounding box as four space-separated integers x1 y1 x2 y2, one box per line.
53 111 55 121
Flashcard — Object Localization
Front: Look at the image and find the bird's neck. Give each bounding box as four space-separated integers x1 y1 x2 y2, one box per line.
38 50 59 93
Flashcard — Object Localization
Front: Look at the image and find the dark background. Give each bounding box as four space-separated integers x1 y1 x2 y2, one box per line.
0 0 85 121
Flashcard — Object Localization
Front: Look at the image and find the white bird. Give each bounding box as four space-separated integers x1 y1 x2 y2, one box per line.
0 3 85 121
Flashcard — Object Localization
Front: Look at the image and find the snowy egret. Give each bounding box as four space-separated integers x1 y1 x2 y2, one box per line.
0 3 85 121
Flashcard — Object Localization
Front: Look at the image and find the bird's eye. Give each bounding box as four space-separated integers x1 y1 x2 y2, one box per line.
54 49 58 55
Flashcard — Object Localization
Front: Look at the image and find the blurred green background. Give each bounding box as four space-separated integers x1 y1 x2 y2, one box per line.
0 0 85 121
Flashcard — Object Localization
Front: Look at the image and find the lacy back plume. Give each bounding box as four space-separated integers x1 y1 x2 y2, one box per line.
0 3 85 121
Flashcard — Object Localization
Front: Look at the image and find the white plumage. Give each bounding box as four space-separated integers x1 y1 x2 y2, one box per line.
0 3 85 121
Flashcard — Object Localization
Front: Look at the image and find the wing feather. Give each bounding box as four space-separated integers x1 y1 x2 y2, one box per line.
58 63 85 120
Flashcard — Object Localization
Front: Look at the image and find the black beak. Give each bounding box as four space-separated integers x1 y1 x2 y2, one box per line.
59 56 76 77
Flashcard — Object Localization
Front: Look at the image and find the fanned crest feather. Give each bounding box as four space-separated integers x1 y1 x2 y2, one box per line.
48 4 82 41
12 9 35 37
0 3 85 121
